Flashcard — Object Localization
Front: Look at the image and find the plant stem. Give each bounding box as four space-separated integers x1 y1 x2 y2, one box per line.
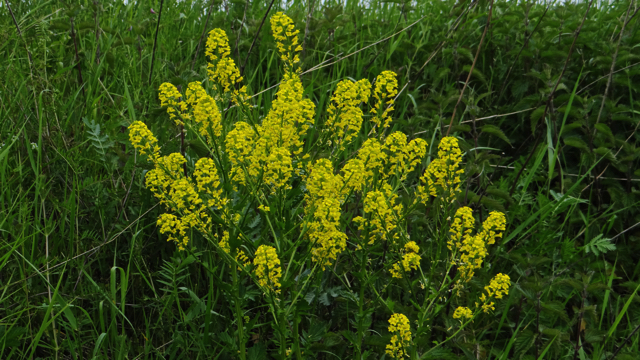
232 269 246 360
149 0 165 85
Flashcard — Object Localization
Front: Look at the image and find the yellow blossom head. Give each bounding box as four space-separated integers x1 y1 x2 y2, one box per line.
371 71 398 129
270 12 302 72
128 121 160 161
453 306 473 320
253 245 282 293
386 313 411 359
205 28 231 63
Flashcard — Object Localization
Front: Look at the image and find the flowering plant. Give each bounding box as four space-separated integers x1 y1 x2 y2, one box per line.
128 12 510 359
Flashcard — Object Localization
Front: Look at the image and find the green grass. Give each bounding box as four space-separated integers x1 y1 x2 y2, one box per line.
1 0 640 359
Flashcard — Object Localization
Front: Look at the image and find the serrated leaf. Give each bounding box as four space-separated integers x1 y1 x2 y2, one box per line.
541 301 569 322
584 234 616 256
481 124 511 144
462 65 487 85
485 188 515 204
305 292 315 305
594 147 617 163
451 124 471 133
530 105 546 132
318 293 330 306
563 137 589 151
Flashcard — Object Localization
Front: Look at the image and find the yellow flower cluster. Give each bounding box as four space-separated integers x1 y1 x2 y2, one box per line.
344 138 385 190
448 206 474 251
261 72 315 156
341 135 427 194
383 132 428 181
159 83 187 125
189 82 222 144
371 71 398 129
128 121 160 160
225 18 314 191
253 245 282 293
185 81 207 107
145 153 187 204
157 213 190 250
418 136 464 203
453 306 473 320
386 313 411 359
478 273 511 313
354 184 403 244
265 147 293 189
390 241 422 278
325 79 372 149
451 209 506 282
305 160 348 269
270 12 302 71
205 29 248 105
205 28 231 61
226 76 314 190
194 158 227 209
128 120 229 250
218 230 230 253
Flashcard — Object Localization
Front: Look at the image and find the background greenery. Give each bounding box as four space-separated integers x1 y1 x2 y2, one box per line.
1 0 639 358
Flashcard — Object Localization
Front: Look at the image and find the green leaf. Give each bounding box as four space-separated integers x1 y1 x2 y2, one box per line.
530 105 546 132
563 137 589 151
481 124 511 144
584 234 616 256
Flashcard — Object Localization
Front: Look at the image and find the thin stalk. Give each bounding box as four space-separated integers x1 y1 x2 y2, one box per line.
232 268 247 360
592 3 631 139
191 0 216 71
149 0 165 85
241 0 277 76
509 0 596 197
445 0 494 136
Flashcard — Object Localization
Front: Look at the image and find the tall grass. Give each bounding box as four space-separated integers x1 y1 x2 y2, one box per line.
1 0 639 358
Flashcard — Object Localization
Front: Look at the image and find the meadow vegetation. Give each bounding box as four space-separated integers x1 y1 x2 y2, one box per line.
1 0 639 359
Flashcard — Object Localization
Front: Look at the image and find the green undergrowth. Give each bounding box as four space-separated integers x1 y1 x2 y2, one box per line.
0 0 639 359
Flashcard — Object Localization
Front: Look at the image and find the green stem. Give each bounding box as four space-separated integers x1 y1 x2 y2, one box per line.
279 310 287 360
293 309 303 360
232 269 246 360
355 248 367 359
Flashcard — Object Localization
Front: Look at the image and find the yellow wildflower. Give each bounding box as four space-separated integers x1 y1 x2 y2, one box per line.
385 313 411 359
253 245 282 293
159 82 186 125
449 207 474 251
205 28 231 62
418 136 464 203
453 306 473 320
157 213 189 250
351 138 386 185
371 71 398 129
128 121 160 161
457 211 507 282
185 81 207 108
219 230 230 254
383 132 428 180
354 184 403 244
325 78 372 149
304 160 348 269
145 153 187 203
225 121 259 186
270 12 302 71
264 146 293 190
390 242 422 278
205 29 249 106
194 158 227 209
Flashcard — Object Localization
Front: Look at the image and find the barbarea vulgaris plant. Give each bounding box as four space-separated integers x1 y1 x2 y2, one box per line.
128 11 511 359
